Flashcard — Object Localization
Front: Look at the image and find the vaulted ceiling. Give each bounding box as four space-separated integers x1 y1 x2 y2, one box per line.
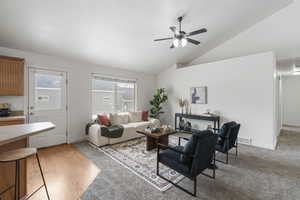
0 0 292 74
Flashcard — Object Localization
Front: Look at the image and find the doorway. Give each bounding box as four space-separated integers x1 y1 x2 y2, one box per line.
281 74 300 132
28 68 68 148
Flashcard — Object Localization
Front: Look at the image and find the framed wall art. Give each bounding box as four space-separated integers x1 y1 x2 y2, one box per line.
190 86 207 104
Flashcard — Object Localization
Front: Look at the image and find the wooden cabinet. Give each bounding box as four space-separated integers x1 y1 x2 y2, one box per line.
0 119 25 126
0 119 27 200
0 56 24 96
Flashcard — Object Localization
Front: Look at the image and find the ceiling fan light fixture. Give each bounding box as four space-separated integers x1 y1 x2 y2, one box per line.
173 38 187 48
181 38 187 47
154 16 206 49
173 39 179 48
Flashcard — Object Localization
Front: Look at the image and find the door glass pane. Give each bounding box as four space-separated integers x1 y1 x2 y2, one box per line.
35 73 62 111
92 79 114 114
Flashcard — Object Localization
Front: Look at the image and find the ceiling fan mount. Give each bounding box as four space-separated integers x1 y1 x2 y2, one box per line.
154 16 207 49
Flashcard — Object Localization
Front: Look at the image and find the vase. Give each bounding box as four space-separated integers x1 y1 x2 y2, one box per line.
179 119 185 130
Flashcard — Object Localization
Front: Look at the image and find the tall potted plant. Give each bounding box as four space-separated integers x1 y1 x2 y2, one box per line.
150 88 168 119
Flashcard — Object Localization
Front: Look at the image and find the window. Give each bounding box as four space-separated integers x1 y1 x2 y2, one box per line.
35 73 63 111
91 75 136 115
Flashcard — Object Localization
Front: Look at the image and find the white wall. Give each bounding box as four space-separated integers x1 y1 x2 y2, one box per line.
0 46 156 143
191 1 300 65
282 75 300 127
157 52 277 150
0 96 23 111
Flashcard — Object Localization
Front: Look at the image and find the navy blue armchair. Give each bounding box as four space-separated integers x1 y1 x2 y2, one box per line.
156 130 218 196
215 122 241 164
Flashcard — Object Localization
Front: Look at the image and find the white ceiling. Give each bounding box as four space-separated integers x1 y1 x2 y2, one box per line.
0 0 292 74
191 0 297 66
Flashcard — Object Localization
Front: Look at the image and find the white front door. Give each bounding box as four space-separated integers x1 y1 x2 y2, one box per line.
28 68 68 148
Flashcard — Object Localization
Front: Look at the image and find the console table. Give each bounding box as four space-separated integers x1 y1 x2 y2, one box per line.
174 113 220 132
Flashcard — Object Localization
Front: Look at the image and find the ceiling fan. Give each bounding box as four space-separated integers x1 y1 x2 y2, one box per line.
154 16 207 48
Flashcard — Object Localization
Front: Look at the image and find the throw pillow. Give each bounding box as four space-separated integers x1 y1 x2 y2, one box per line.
109 113 120 125
142 110 149 121
98 114 111 126
128 111 142 122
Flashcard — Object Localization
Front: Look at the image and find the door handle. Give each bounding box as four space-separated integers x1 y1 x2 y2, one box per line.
29 112 34 115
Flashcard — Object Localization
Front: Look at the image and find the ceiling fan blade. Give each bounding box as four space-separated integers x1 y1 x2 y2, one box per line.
170 26 179 34
154 37 173 41
188 28 207 36
187 38 200 45
170 43 175 49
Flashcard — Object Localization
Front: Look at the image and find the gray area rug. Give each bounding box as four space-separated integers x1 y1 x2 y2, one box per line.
75 131 300 200
96 136 185 191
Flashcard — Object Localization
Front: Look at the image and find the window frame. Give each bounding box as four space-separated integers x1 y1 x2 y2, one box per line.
90 74 137 117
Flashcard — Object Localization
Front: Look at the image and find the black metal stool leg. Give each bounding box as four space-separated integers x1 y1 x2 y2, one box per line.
36 153 50 200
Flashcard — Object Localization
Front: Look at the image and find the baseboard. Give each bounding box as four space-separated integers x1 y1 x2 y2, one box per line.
282 124 300 128
69 137 87 144
281 126 300 133
237 137 252 145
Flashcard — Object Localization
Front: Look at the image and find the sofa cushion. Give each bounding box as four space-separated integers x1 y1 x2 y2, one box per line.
128 111 142 122
109 113 130 125
129 121 151 131
122 123 137 129
142 110 149 121
109 113 121 125
118 113 129 124
98 114 111 126
121 124 137 139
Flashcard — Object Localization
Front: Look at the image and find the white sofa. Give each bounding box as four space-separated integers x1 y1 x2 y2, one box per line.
88 112 160 146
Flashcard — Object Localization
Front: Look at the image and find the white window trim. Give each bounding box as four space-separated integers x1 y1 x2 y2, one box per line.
90 73 138 117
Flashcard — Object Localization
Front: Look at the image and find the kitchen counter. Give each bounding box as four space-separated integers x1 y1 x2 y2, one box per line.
0 110 26 122
0 122 55 146
0 122 55 199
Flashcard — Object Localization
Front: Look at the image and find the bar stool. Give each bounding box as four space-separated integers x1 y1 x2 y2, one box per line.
0 148 50 200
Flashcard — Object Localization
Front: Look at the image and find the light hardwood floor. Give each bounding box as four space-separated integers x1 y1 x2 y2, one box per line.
27 144 100 200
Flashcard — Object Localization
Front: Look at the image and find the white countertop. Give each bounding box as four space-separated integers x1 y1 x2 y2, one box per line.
0 122 55 146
